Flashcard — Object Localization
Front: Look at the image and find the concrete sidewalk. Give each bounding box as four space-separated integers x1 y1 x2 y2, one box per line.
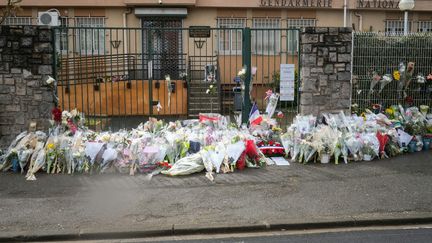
0 151 431 241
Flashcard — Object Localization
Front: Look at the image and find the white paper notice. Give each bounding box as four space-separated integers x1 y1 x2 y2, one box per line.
272 157 290 166
280 64 295 101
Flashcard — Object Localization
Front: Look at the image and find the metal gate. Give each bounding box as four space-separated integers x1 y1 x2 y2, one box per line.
352 32 432 112
53 26 300 130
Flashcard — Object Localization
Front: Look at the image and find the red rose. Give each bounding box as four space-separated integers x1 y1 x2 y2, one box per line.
51 107 62 123
405 96 414 105
236 151 246 170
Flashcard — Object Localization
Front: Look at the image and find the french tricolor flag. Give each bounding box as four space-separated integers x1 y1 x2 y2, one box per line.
249 102 263 126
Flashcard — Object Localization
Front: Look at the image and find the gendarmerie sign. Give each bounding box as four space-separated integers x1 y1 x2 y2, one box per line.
259 0 333 8
357 0 400 9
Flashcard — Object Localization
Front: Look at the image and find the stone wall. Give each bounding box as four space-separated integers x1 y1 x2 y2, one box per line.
299 27 352 116
0 26 54 149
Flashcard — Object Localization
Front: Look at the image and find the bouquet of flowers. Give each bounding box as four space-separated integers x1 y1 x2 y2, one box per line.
298 140 316 163
161 153 205 176
256 140 285 157
334 136 349 164
311 125 340 163
360 133 380 161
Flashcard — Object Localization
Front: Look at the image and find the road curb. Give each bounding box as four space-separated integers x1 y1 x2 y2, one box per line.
2 216 432 242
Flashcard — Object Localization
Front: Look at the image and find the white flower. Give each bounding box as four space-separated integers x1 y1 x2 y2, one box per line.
165 75 171 81
209 85 214 89
101 134 111 142
417 75 425 84
206 89 210 94
70 109 78 117
62 111 71 119
45 76 55 85
382 75 392 82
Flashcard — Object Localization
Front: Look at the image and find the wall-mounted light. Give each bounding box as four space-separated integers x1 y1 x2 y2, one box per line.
194 40 206 49
110 40 121 49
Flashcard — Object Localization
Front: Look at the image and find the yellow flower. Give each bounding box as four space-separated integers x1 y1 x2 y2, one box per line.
272 126 282 132
393 70 400 81
385 108 394 115
360 112 367 121
47 143 55 150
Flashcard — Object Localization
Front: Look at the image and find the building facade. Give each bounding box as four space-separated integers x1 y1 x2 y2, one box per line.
3 0 432 32
2 0 431 120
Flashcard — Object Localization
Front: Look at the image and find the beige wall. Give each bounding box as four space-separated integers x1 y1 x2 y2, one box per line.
316 10 344 27
351 10 386 32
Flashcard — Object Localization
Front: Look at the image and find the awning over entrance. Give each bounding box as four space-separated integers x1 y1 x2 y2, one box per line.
134 8 188 17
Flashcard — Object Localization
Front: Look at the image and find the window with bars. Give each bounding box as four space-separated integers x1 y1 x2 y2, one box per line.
418 21 432 32
2 17 33 25
287 18 316 54
75 17 106 54
385 20 412 35
252 18 281 55
217 18 246 55
55 17 70 54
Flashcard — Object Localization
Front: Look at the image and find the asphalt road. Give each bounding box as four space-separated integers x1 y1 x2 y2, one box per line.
151 228 432 243
0 151 431 240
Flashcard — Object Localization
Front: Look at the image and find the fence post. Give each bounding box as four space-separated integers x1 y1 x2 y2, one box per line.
147 29 153 115
51 27 58 107
241 27 252 124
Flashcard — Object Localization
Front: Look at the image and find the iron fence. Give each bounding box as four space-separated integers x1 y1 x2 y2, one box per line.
53 26 300 130
352 32 432 112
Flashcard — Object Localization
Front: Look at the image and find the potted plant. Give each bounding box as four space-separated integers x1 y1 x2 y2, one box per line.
320 146 331 164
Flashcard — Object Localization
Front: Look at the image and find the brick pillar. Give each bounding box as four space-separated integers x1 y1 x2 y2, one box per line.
0 26 54 149
299 27 352 116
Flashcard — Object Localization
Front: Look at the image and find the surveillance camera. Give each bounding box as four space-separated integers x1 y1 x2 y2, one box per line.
159 0 162 4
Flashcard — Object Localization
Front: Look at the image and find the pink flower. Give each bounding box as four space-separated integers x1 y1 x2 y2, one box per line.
265 89 273 100
67 119 77 134
277 111 284 118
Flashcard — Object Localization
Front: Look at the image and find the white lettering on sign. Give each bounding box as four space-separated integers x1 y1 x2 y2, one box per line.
357 0 400 9
260 0 333 8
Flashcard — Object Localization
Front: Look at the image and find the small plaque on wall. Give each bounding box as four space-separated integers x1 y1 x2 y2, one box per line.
189 26 211 38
